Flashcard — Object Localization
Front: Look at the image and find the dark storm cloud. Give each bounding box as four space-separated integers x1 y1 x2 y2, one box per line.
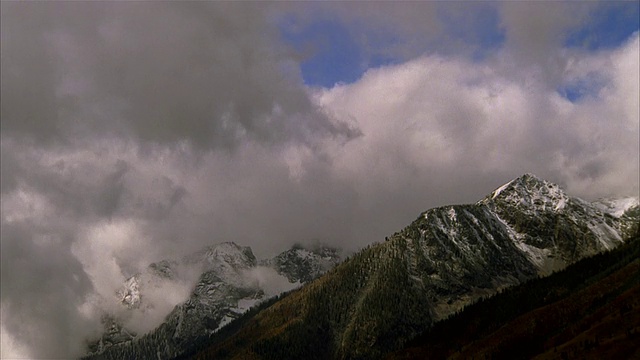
1 211 100 358
1 2 356 149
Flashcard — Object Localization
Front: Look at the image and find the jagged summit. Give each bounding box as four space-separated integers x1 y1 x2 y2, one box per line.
489 173 556 195
185 241 257 269
482 173 568 212
262 243 341 283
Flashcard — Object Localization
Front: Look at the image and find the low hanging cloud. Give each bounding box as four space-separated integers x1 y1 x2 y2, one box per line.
1 2 638 359
242 266 301 298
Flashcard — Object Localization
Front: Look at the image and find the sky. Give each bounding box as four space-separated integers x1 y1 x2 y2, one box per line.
1 1 639 358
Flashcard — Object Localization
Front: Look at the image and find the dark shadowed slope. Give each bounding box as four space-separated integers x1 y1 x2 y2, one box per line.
390 232 640 360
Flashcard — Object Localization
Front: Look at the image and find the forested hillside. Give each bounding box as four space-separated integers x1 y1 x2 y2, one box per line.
391 232 640 359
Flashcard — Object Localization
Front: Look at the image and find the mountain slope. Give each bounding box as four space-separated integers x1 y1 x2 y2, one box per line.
184 174 638 360
390 233 640 360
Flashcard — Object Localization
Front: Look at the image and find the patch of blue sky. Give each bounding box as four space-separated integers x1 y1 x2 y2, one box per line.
565 2 639 51
279 4 505 87
558 3 638 103
279 18 367 88
557 72 608 103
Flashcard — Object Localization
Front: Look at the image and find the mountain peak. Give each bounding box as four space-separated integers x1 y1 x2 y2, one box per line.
494 173 549 193
182 241 257 274
262 243 342 283
515 172 552 185
484 173 568 212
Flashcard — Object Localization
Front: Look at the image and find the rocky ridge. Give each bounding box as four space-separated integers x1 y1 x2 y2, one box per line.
261 243 342 283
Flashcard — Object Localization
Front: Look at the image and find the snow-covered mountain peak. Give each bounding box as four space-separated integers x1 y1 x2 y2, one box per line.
483 173 568 212
117 276 142 309
185 241 257 271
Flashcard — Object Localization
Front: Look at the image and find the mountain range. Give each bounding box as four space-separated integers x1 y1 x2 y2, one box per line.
84 242 341 359
83 174 638 359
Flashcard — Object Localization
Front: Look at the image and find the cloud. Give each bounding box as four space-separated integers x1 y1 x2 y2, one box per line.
317 32 639 205
242 266 300 298
0 218 102 358
0 2 356 149
498 2 593 84
278 2 505 78
280 2 441 62
1 323 32 359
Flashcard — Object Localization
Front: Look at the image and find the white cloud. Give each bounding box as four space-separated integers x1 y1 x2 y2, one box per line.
317 33 639 203
242 266 300 298
1 323 32 359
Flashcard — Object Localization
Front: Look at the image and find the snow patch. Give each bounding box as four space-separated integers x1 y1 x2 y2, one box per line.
217 314 235 330
587 221 622 250
491 180 514 199
492 211 561 275
593 197 639 218
447 207 457 222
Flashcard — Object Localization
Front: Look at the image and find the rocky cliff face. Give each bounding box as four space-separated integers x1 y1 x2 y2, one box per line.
262 244 342 283
480 173 634 274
